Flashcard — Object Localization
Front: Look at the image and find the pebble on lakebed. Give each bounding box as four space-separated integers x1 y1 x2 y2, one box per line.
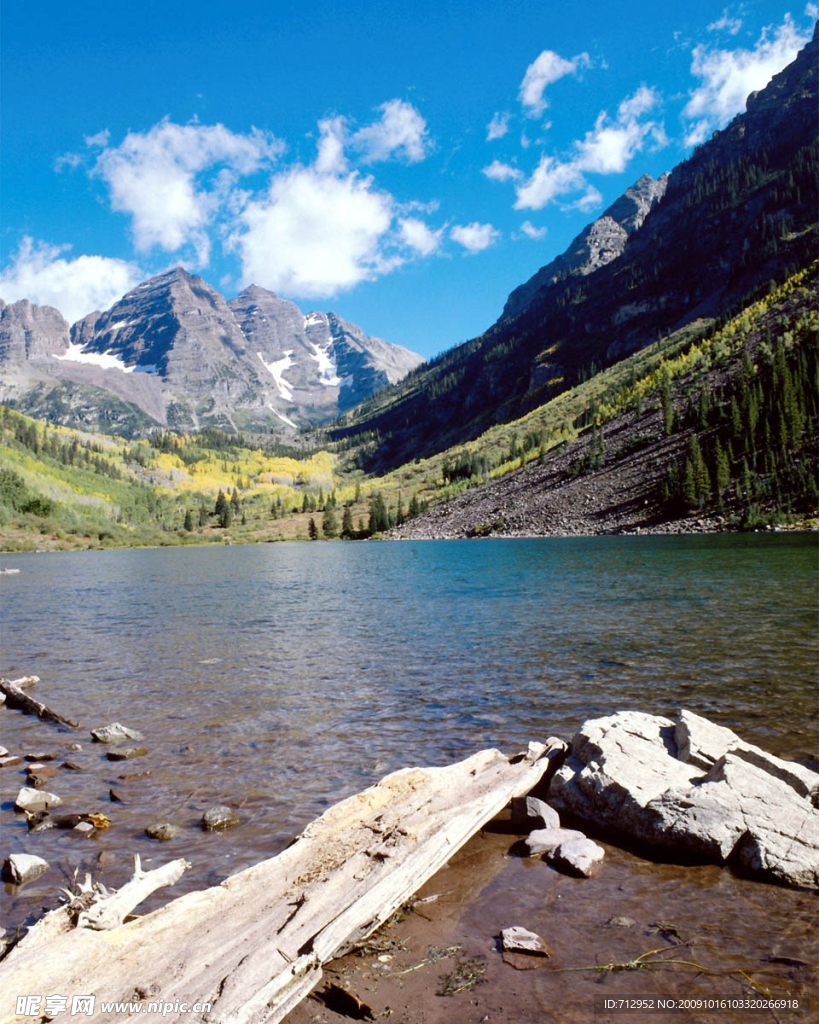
202 806 240 831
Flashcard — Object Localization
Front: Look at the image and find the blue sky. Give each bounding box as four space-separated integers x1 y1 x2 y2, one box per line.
1 1 815 358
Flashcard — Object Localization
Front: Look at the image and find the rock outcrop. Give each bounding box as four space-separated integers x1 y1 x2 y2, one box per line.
549 709 819 889
503 173 670 320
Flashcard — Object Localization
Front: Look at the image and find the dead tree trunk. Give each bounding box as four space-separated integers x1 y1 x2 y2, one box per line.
0 740 563 1024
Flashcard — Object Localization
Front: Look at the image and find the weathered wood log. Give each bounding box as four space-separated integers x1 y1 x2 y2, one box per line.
0 676 79 729
0 741 560 1024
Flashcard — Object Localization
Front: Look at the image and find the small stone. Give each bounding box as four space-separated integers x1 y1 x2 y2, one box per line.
146 822 180 841
0 755 22 768
606 916 636 929
202 805 239 831
26 767 59 790
117 770 152 780
92 722 144 744
524 826 585 855
500 926 551 957
59 761 83 771
2 853 50 885
14 786 62 812
0 746 8 757
73 821 96 837
511 796 560 831
97 850 117 867
69 743 83 751
546 837 606 877
24 752 56 762
109 789 124 803
106 746 148 761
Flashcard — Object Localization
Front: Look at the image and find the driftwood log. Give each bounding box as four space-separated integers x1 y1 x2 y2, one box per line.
0 741 561 1023
0 676 80 729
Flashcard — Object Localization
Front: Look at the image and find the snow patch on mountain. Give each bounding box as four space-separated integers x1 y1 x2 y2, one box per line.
258 351 295 401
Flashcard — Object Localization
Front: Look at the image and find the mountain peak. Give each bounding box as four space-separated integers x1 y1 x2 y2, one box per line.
502 171 670 320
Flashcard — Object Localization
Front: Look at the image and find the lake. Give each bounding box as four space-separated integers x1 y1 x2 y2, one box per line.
0 533 817 933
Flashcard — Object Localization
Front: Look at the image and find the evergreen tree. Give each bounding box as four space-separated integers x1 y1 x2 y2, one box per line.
184 509 194 532
322 505 339 538
341 505 355 538
199 505 209 527
308 517 318 540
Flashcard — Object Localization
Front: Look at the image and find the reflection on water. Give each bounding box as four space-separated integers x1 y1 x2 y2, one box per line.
0 534 816 932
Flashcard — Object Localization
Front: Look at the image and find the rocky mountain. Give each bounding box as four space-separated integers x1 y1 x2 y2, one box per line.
332 27 819 471
0 269 423 434
502 172 670 320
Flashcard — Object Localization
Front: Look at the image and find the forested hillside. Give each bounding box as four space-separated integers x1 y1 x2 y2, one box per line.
329 30 818 474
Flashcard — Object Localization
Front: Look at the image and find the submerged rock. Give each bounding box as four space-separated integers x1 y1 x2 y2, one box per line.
2 853 49 885
92 722 144 744
0 755 22 768
146 822 180 841
106 746 148 761
202 805 239 831
549 709 819 889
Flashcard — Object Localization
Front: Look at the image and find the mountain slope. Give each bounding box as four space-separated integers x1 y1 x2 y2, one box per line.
0 270 423 435
332 28 818 472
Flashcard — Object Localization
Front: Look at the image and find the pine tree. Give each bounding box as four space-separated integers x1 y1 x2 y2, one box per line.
341 505 355 538
199 505 209 527
322 505 339 538
308 517 318 540
184 509 194 532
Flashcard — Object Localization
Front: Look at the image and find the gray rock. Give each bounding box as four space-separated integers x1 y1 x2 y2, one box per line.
500 926 551 956
146 822 180 841
550 710 819 889
546 837 605 877
24 751 56 761
0 755 22 768
73 821 96 837
503 173 670 319
91 722 144 744
69 743 83 751
14 786 62 812
524 826 585 855
2 853 50 885
606 916 636 928
511 796 560 831
106 746 148 761
0 746 8 757
202 805 239 831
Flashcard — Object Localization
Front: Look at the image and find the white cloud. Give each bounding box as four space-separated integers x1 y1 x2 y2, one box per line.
519 221 548 239
482 159 523 182
486 112 510 141
92 119 282 265
84 129 110 148
514 85 664 210
708 10 743 35
315 116 348 175
514 156 585 209
351 99 430 164
0 238 143 324
574 87 662 174
567 185 604 212
54 152 82 172
399 217 443 256
230 164 396 297
807 3 818 19
683 15 811 145
450 222 500 253
519 49 590 117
